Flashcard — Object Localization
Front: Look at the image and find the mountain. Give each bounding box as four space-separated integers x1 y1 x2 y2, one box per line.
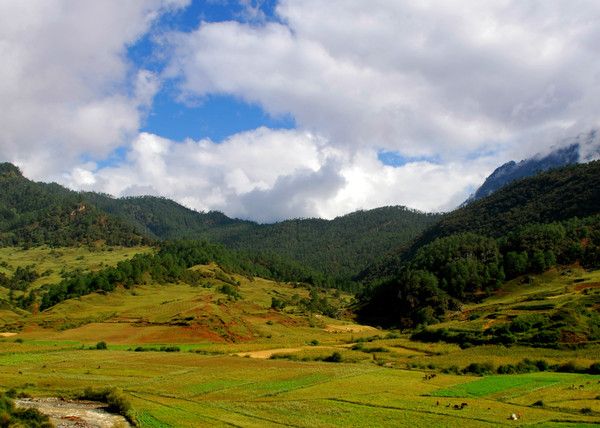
359 160 600 283
423 160 600 241
0 163 439 278
85 190 440 278
466 130 600 203
0 163 147 247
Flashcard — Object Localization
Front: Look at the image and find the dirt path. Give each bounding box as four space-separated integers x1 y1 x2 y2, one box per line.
0 332 17 337
324 324 378 333
16 398 131 428
234 343 353 359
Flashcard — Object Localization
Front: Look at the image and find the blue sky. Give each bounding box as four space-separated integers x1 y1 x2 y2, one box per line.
129 0 295 144
1 1 598 221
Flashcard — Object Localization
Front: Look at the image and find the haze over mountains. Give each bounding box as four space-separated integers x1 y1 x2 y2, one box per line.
467 130 600 203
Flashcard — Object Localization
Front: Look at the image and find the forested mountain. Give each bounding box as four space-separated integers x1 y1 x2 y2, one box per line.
421 160 600 242
0 163 439 278
83 187 440 278
361 161 600 282
0 163 146 247
465 130 599 203
85 193 440 278
199 206 441 278
359 161 600 333
83 193 249 240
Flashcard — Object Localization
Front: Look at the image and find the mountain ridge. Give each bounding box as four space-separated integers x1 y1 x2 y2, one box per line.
465 130 600 204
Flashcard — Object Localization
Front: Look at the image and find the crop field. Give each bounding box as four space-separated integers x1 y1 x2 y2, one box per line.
1 248 600 426
0 342 599 427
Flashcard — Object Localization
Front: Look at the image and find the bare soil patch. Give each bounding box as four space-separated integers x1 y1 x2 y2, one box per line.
0 332 17 337
234 343 354 359
323 324 378 333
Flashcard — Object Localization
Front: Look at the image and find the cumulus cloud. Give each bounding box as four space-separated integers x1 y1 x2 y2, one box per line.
4 1 600 221
0 0 188 179
66 129 496 221
166 0 600 160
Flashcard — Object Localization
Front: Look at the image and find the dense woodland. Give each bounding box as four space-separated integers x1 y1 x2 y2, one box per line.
0 163 438 279
0 163 147 247
359 215 600 328
357 162 600 345
87 194 441 278
360 161 600 281
2 160 600 347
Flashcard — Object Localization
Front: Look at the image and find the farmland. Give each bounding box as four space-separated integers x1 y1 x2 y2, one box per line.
1 247 600 427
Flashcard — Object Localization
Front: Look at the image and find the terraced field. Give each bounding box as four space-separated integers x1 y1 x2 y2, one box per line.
1 248 600 426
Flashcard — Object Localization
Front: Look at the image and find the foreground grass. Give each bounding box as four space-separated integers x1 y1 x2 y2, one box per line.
1 248 600 426
0 343 599 427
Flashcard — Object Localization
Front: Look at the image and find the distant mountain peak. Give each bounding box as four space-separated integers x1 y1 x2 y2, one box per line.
0 162 23 178
466 130 600 204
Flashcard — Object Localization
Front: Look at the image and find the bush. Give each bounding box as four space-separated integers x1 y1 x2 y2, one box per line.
323 352 343 363
532 400 544 407
0 392 52 428
463 362 495 375
556 361 578 373
588 362 600 374
95 341 107 350
271 297 285 310
219 284 241 300
79 387 135 424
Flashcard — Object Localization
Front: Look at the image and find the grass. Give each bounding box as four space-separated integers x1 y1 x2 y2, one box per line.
1 247 600 426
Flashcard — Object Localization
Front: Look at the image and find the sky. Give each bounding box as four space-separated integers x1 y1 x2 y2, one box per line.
1 0 600 222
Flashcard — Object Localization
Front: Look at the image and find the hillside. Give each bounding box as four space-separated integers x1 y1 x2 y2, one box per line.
0 163 439 278
0 164 147 247
1 246 599 427
466 130 599 203
85 193 440 278
359 160 600 283
425 161 600 242
358 161 600 328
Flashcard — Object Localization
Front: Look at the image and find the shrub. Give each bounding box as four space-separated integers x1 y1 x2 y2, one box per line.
323 352 343 363
463 362 495 375
95 341 107 350
556 361 578 373
270 297 285 310
588 362 600 374
219 284 241 300
532 400 544 407
0 392 52 427
79 387 135 425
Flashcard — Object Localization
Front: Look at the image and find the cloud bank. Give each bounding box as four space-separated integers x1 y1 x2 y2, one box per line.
2 1 600 221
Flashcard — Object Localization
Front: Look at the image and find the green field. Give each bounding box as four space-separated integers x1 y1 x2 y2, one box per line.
1 248 600 427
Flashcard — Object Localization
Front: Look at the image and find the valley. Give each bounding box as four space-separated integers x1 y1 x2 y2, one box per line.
1 246 599 427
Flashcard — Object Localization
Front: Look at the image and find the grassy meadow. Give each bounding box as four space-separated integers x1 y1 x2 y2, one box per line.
1 247 600 427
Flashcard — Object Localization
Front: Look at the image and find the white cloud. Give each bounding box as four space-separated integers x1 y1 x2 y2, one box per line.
4 1 600 222
66 129 495 222
166 0 600 161
0 0 188 179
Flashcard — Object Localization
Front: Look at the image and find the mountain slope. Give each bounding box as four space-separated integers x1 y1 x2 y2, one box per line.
467 130 599 203
0 164 147 247
85 191 440 278
0 163 439 278
359 160 600 283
